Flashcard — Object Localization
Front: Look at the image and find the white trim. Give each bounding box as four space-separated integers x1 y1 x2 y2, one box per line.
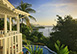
14 9 30 16
0 0 30 17
2 0 15 10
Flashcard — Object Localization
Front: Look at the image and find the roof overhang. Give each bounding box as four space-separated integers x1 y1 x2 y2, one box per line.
0 0 30 17
14 9 30 16
1 0 15 10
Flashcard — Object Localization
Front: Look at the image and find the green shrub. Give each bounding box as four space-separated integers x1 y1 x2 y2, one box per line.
24 45 43 54
55 40 69 54
69 51 77 54
34 42 45 46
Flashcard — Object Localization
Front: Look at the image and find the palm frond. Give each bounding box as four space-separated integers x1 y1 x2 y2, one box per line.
25 8 36 13
24 17 32 31
24 3 32 8
20 1 23 4
16 6 22 10
29 15 37 22
24 17 30 26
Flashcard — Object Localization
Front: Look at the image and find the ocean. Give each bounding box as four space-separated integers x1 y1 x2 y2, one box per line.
38 26 53 37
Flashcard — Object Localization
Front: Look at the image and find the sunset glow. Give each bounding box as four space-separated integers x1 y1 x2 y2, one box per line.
9 0 77 26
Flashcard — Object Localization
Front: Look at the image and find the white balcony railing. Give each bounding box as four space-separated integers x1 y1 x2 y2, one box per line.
7 31 18 36
0 31 22 54
0 30 19 36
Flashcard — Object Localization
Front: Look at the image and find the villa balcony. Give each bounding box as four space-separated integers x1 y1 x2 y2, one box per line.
0 30 22 54
0 0 30 54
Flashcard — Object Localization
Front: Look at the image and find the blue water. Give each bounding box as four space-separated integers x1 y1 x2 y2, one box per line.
38 26 54 37
23 45 54 54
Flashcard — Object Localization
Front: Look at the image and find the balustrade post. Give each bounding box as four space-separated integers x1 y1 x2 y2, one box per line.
15 36 16 54
8 38 10 54
18 36 20 52
12 36 14 54
21 34 22 51
3 38 7 54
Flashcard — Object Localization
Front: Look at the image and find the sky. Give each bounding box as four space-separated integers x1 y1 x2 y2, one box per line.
8 0 77 26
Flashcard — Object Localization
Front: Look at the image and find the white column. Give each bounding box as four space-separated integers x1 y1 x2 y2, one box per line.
4 14 7 35
3 14 7 54
8 38 10 54
17 15 21 53
17 15 20 33
3 38 7 54
9 17 12 54
9 17 12 31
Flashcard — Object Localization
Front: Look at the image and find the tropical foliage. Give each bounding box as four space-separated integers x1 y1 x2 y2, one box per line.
0 1 77 53
50 15 77 54
17 1 36 27
24 45 43 54
55 40 69 54
0 19 4 30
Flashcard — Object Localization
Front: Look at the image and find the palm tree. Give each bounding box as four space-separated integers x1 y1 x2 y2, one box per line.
16 1 36 32
17 1 36 25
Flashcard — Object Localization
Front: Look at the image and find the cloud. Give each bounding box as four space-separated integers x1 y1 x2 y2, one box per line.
32 0 77 25
36 1 77 16
52 0 77 4
10 0 77 25
37 10 41 13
